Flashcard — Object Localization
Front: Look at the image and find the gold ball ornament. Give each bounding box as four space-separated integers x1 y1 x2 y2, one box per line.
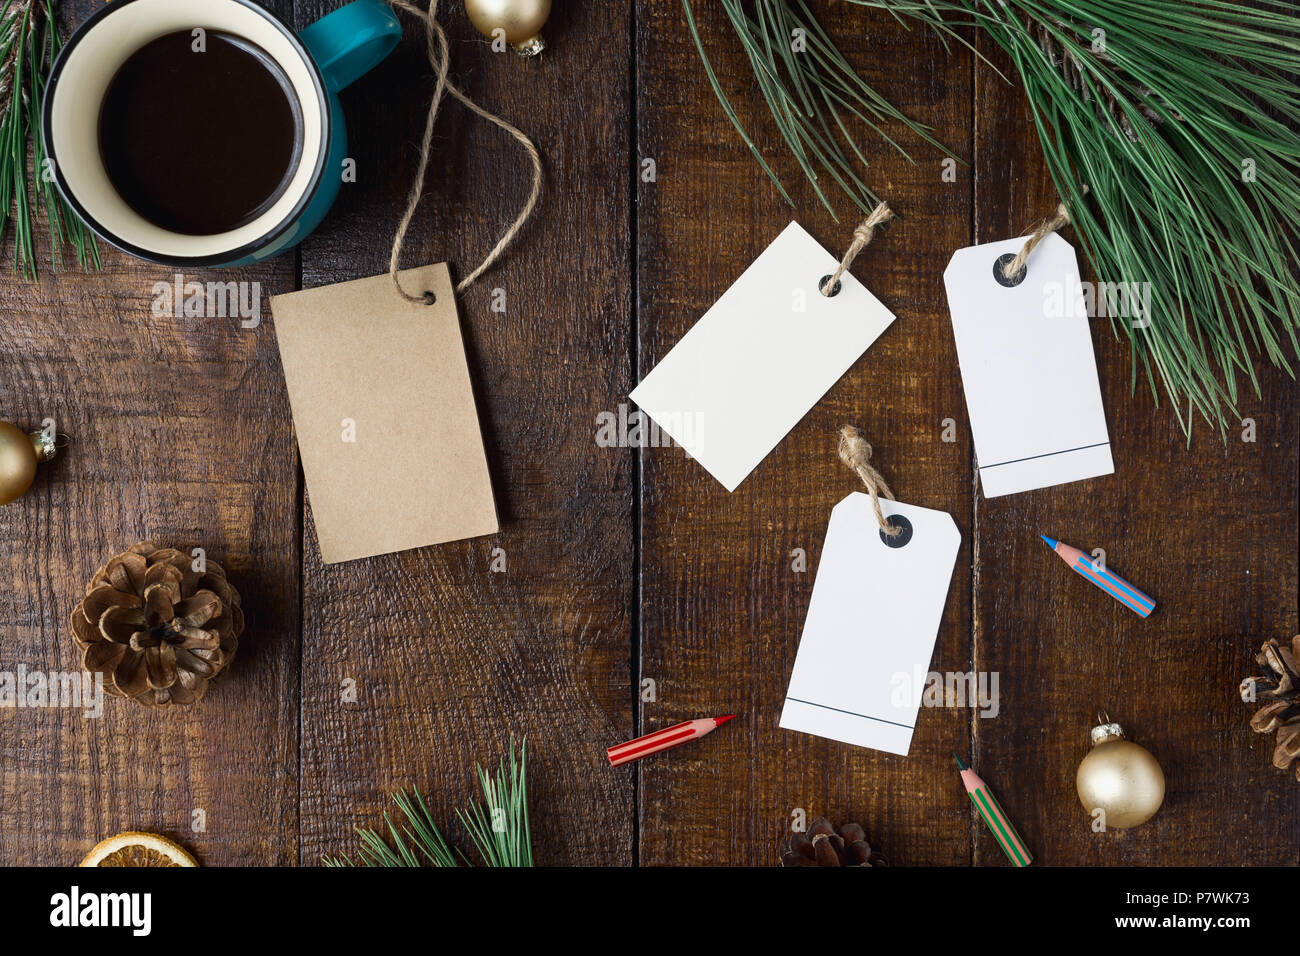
0 422 57 505
1076 715 1165 829
465 0 551 56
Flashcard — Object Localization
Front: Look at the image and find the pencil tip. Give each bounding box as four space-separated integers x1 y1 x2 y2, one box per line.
1039 534 1058 549
714 715 736 727
952 751 968 770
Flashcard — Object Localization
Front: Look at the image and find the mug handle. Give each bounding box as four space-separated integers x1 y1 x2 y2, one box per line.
300 0 403 93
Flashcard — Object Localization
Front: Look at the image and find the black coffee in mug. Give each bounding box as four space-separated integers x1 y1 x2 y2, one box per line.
98 30 303 235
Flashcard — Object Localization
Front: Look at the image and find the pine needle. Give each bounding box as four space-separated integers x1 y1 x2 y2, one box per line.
0 0 98 278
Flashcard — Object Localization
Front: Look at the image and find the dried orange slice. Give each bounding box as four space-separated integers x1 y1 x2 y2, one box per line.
79 831 198 867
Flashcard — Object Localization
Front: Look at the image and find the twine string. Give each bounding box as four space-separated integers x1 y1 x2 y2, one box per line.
1001 185 1090 280
838 425 899 536
388 0 543 302
822 202 893 296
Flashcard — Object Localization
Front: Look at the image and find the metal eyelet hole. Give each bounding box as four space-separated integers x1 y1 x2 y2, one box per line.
422 290 438 305
993 253 1026 288
880 514 913 548
818 274 842 297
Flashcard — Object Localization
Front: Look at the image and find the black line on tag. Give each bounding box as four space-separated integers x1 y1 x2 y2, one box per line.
979 441 1111 470
785 697 916 730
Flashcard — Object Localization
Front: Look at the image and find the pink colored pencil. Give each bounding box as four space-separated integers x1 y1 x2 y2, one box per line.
1041 535 1155 618
954 753 1032 867
606 715 735 767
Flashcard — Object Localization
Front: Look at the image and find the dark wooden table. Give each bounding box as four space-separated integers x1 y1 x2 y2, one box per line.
2 0 1296 867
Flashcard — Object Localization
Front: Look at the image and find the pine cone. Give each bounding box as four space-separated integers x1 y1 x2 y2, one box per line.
1241 635 1300 782
71 542 243 707
780 817 887 867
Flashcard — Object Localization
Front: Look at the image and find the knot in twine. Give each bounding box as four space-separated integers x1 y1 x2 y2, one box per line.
1001 185 1090 281
388 0 543 302
838 425 899 536
822 202 893 296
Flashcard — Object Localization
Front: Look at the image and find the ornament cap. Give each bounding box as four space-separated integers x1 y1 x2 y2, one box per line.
1090 718 1126 745
28 430 58 463
513 35 545 56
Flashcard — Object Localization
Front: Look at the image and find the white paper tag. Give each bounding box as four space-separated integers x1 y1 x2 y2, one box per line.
779 493 960 756
944 233 1113 497
630 222 895 491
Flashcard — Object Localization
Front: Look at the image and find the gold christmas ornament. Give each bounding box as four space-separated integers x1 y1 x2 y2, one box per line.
1076 713 1165 829
465 0 551 56
0 421 57 505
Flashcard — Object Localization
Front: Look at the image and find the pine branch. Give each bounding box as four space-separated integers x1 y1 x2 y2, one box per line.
456 737 532 868
976 0 1298 433
325 737 533 868
0 0 98 278
833 0 1300 433
683 0 962 221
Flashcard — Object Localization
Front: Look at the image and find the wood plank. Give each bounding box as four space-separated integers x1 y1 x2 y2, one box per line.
634 0 976 866
291 1 635 865
971 33 1300 865
0 0 301 867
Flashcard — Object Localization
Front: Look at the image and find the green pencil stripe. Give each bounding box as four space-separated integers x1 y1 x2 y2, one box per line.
984 790 1032 866
968 792 1019 865
971 791 1023 866
971 789 1028 867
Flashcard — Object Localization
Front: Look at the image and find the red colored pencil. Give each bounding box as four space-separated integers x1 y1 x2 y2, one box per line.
606 715 735 767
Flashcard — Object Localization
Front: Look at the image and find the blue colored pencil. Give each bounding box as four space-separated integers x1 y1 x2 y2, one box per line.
1040 535 1155 618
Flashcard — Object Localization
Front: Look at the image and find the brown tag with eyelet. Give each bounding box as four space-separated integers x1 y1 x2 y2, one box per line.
270 263 498 563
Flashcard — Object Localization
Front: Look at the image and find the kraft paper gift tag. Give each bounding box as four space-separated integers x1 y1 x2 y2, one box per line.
944 232 1113 497
630 221 895 491
270 263 498 564
780 493 960 755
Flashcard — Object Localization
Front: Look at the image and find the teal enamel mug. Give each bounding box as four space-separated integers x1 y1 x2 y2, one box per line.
43 0 401 267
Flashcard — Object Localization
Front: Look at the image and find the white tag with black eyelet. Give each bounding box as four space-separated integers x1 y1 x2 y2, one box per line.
780 492 960 756
944 233 1113 497
630 221 895 491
